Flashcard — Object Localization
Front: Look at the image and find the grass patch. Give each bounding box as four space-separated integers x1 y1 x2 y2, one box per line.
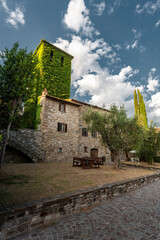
0 162 156 208
0 175 30 185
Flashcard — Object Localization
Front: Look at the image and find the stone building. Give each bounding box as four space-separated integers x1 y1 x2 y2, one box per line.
33 39 111 163
37 89 111 163
6 40 111 163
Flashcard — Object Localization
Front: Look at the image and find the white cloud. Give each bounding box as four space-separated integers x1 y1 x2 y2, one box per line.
147 68 159 92
131 40 138 49
63 0 99 37
135 1 160 15
94 2 106 16
1 0 25 28
107 0 123 15
114 44 121 50
126 40 139 50
132 29 142 39
146 92 160 124
125 29 145 52
54 36 140 112
55 35 120 84
155 20 160 27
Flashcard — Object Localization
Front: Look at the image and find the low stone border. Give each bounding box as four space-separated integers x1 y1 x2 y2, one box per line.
1 172 160 239
121 162 160 171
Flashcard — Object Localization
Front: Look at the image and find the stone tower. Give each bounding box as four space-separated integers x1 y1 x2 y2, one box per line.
34 39 74 99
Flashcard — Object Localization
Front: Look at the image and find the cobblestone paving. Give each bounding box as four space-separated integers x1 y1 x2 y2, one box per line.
9 180 160 240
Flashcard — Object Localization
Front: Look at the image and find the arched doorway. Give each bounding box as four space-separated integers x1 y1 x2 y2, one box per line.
90 148 98 158
5 146 34 163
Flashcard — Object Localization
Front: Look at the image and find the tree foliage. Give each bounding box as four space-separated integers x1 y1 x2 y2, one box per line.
84 105 141 169
138 124 160 164
134 89 139 116
0 42 36 170
134 89 148 129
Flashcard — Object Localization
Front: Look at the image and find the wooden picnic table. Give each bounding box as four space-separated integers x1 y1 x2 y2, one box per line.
73 157 103 169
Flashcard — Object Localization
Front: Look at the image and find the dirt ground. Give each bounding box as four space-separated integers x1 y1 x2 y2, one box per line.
0 162 156 208
123 161 160 168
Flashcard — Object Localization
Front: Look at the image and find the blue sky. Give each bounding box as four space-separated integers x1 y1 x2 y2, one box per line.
0 0 160 126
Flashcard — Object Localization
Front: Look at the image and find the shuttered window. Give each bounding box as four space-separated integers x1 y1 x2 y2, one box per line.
82 128 88 137
57 123 67 132
59 103 66 112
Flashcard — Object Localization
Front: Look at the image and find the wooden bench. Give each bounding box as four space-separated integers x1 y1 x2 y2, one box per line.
73 157 82 166
85 157 104 165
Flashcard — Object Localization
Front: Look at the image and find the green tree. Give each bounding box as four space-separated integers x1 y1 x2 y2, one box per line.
138 124 160 164
134 89 139 116
84 105 140 169
134 89 148 129
0 42 36 171
121 116 144 161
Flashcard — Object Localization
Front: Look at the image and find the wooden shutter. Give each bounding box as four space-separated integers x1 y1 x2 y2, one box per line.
57 123 61 131
65 124 67 132
59 103 61 111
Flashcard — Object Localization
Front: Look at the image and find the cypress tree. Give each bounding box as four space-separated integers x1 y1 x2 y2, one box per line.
134 89 139 116
134 89 148 129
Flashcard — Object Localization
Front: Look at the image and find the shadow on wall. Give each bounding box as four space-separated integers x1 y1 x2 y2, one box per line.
4 146 34 163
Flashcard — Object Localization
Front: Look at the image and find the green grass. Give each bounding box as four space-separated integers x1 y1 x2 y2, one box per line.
0 174 30 185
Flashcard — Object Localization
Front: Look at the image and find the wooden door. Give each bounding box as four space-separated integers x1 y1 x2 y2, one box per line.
90 148 98 158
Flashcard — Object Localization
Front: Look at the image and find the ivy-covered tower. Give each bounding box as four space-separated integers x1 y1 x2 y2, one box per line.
34 39 74 99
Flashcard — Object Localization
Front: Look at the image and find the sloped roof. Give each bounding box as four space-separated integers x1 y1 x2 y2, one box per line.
70 99 110 112
45 95 81 107
34 39 74 59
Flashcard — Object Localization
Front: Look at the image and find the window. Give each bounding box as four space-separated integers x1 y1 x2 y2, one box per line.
84 146 88 152
59 103 66 112
50 50 54 61
92 130 97 138
57 123 67 132
61 56 64 67
82 128 88 137
59 148 62 153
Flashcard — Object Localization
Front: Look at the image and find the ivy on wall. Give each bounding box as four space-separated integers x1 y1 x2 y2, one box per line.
34 39 73 99
35 96 42 130
22 39 73 129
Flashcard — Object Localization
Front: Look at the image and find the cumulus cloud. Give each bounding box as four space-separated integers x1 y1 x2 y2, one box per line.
54 36 139 111
147 68 159 92
1 0 25 28
107 0 123 15
63 0 99 37
59 0 159 125
146 92 160 124
155 20 160 27
55 36 120 84
93 1 106 16
135 0 160 15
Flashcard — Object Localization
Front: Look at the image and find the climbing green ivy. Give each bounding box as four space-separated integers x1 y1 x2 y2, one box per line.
21 39 73 129
35 96 42 130
34 39 73 99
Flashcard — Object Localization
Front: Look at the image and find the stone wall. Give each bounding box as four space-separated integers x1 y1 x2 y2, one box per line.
39 96 111 163
0 172 160 239
8 129 45 163
78 103 111 161
40 96 80 162
4 95 112 164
